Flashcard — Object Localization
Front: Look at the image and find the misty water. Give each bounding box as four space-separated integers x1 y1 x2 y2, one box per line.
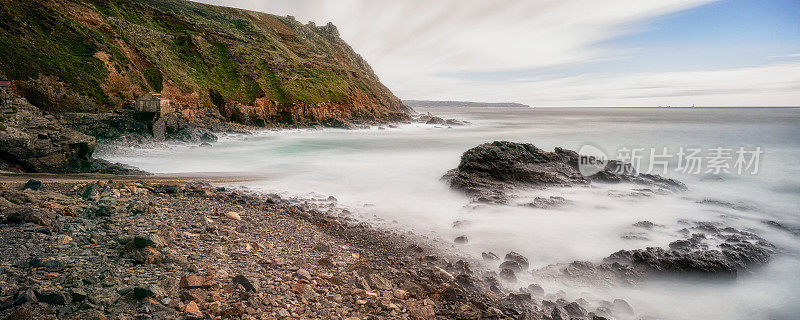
100 107 800 320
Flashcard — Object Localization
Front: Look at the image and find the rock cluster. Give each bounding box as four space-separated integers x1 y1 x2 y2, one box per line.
414 113 470 127
0 90 144 174
604 222 775 278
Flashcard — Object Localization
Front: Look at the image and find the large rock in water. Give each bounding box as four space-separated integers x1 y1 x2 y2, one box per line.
443 141 685 203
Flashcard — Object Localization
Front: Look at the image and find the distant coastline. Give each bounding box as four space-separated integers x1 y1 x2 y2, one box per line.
404 100 530 108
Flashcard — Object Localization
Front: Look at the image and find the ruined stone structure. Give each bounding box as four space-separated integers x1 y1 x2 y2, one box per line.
133 92 171 114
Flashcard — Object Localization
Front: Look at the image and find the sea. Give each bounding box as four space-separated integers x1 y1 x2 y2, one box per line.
99 107 800 320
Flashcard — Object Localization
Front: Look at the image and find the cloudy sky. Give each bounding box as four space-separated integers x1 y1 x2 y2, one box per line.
197 0 800 106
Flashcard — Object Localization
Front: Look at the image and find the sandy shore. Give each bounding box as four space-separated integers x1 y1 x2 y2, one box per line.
0 176 555 319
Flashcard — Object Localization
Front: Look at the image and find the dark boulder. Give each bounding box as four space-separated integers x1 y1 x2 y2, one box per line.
563 302 587 316
443 141 586 203
504 251 530 270
232 275 259 292
499 260 522 272
499 268 517 282
23 179 42 190
443 141 686 203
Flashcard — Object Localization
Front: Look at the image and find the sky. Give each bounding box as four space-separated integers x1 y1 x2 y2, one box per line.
196 0 800 107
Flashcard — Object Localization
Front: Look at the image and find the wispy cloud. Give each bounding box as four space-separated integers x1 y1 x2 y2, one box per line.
771 53 800 58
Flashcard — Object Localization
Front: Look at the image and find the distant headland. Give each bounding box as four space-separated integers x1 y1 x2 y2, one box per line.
403 100 530 108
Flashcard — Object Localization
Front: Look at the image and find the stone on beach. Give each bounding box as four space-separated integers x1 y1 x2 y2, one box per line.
224 211 241 221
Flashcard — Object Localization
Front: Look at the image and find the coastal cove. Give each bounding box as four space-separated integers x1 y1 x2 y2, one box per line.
2 0 799 318
99 107 800 320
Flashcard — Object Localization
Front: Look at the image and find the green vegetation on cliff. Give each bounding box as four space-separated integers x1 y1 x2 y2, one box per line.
0 0 408 123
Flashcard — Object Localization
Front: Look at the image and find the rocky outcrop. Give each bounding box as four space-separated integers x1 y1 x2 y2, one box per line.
0 0 411 126
540 221 776 283
603 222 774 278
0 89 143 173
443 141 686 203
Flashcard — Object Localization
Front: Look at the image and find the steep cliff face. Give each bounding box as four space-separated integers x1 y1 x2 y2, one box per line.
0 0 410 126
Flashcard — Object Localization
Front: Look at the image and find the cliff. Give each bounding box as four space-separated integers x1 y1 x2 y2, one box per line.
0 0 410 126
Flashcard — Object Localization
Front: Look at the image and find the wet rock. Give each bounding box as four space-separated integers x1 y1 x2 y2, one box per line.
504 251 529 270
445 119 468 126
425 115 445 125
604 229 773 278
452 220 472 228
499 268 517 282
23 179 42 190
551 306 569 320
455 274 473 287
669 239 692 249
444 141 686 203
632 221 657 229
6 208 56 226
564 302 587 316
482 252 499 261
199 142 212 148
499 260 522 272
507 291 532 303
592 306 613 319
522 196 571 209
697 199 754 211
443 141 587 203
454 235 468 244
232 275 259 292
452 260 473 275
526 283 544 296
